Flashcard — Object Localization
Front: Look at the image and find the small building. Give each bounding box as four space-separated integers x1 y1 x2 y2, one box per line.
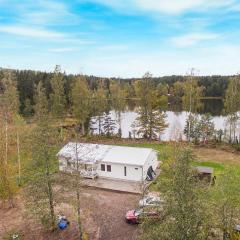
57 142 159 182
193 166 214 183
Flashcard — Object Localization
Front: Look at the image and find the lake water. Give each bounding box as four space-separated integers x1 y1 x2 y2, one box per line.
91 110 227 141
91 100 240 141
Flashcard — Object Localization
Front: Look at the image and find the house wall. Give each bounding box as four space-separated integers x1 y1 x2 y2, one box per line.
58 150 159 182
97 162 143 181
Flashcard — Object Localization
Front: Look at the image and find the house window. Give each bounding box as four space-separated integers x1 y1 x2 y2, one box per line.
124 166 127 176
107 165 111 172
101 164 105 171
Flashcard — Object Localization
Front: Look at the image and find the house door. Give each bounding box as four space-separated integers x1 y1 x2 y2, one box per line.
124 166 127 176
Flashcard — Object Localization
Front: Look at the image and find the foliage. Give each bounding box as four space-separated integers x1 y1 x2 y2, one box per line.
141 147 212 240
184 114 215 143
182 74 204 113
212 168 240 239
133 72 168 140
24 111 58 230
102 114 116 137
71 76 92 135
50 65 66 118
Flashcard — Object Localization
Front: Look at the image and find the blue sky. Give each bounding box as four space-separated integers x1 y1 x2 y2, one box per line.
1 0 240 77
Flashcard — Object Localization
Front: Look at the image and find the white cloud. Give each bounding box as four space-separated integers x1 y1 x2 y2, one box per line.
86 0 236 14
49 47 78 53
0 25 65 39
171 33 219 47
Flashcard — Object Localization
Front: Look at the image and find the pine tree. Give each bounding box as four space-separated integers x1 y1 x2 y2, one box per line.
134 72 168 140
34 81 49 120
50 65 66 119
23 98 34 117
103 114 116 137
71 76 92 135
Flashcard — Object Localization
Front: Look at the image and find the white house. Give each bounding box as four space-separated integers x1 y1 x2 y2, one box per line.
57 142 159 182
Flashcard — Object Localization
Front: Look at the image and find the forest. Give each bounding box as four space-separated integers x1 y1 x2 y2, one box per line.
0 66 240 240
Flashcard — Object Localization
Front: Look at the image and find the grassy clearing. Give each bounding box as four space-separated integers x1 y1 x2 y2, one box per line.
115 142 240 175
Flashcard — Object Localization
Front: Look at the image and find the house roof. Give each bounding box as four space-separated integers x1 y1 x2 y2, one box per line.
193 166 214 174
57 142 155 166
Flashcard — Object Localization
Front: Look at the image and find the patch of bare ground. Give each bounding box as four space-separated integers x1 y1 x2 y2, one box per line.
193 145 240 165
1 188 139 240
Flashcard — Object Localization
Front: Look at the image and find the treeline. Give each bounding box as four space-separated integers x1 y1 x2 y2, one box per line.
0 66 239 146
0 67 230 116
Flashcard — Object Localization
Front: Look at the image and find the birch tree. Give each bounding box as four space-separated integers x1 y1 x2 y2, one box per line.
93 80 107 135
110 80 126 136
0 70 19 207
71 76 92 135
224 75 240 143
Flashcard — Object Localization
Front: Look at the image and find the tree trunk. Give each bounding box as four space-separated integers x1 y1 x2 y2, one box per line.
44 149 55 230
82 122 85 136
76 189 82 240
17 130 21 186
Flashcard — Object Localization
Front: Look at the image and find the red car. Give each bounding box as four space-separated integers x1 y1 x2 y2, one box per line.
125 209 160 224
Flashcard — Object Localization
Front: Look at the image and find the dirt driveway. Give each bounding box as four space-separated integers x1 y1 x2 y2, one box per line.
1 188 140 240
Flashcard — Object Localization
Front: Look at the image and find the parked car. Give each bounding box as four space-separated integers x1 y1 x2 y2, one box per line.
125 209 160 224
139 195 164 208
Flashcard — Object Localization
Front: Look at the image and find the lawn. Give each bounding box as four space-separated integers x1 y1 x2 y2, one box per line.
115 141 240 175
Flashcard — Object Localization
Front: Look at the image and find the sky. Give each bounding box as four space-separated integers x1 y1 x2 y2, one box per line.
1 0 240 77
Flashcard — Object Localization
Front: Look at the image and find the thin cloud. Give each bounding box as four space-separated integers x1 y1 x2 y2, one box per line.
0 25 65 39
171 33 219 47
85 0 236 14
49 47 79 53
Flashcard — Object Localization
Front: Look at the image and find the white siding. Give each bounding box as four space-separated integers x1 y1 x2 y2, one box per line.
97 162 143 181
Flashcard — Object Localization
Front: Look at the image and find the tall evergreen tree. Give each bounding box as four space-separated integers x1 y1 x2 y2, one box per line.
34 81 49 120
134 72 168 140
50 65 66 119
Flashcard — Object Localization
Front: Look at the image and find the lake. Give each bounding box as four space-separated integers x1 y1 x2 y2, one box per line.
91 100 240 141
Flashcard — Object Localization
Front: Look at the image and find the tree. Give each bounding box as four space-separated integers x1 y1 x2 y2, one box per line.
134 72 168 140
134 110 168 140
93 80 107 135
198 114 215 144
102 114 116 137
71 76 92 135
182 73 204 113
0 70 19 207
25 116 57 230
23 98 34 117
110 80 126 136
50 65 66 119
34 81 49 120
224 75 240 143
141 147 212 240
213 168 240 239
184 114 215 143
